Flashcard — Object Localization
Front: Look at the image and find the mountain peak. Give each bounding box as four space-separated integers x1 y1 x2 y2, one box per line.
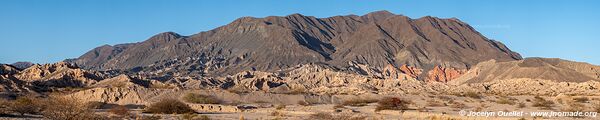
361 10 396 22
364 10 394 16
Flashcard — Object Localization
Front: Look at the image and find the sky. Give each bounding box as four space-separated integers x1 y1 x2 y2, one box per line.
0 0 599 65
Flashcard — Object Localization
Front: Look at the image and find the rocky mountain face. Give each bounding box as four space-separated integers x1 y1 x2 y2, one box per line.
72 10 521 81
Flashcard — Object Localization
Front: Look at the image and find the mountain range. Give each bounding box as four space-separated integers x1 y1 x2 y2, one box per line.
72 10 521 81
1 11 599 101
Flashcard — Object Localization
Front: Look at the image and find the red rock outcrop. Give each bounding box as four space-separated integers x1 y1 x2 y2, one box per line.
382 64 401 79
399 64 422 79
427 66 465 83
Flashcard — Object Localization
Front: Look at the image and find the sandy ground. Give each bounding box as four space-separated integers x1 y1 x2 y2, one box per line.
2 94 599 120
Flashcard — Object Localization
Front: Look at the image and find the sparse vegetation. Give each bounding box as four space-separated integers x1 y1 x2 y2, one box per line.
375 97 412 111
426 99 446 107
341 98 379 106
463 91 482 99
573 97 589 103
9 97 41 116
41 97 105 120
450 101 468 109
495 97 516 105
199 115 211 120
85 101 106 109
144 99 195 114
593 102 600 113
562 102 586 112
517 102 527 108
309 112 367 120
180 112 199 120
275 104 286 110
531 96 554 110
183 93 221 104
270 111 285 117
333 104 345 109
108 105 130 117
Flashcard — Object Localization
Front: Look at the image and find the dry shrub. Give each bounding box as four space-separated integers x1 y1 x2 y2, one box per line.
108 105 130 116
450 101 468 109
86 101 106 109
532 96 554 110
9 97 41 116
573 97 589 103
375 97 412 111
298 101 310 106
144 99 195 114
333 104 345 109
341 98 379 106
309 112 367 120
180 112 198 120
199 115 211 120
426 99 446 107
0 99 10 115
463 91 482 99
41 97 105 120
138 115 161 120
495 97 516 105
275 104 286 110
517 102 527 108
270 111 285 117
183 93 221 104
562 102 586 112
593 102 600 113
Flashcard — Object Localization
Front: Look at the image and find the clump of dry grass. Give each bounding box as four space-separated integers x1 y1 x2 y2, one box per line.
517 102 527 108
270 111 285 117
275 104 286 110
449 101 468 109
474 103 489 112
455 91 482 99
108 105 130 117
531 96 554 110
375 97 412 112
333 104 345 109
426 99 446 107
309 112 367 120
562 102 586 112
593 101 600 113
573 97 590 103
495 97 517 105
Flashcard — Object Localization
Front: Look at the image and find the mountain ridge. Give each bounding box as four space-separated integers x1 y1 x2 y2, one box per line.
72 10 522 80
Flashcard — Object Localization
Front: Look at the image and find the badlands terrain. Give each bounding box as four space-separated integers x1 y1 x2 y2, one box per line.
1 11 600 120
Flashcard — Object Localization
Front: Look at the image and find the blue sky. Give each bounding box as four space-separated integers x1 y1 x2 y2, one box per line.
1 0 599 65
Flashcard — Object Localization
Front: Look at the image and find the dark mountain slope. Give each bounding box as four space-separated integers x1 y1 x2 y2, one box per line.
73 10 521 77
